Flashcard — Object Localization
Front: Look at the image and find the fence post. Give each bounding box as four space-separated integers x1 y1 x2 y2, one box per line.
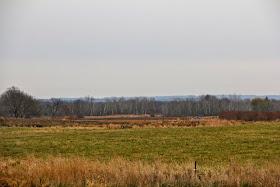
194 160 197 179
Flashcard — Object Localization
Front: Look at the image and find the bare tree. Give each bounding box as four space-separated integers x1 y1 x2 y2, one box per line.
49 98 63 117
0 86 40 118
85 96 94 116
73 99 87 118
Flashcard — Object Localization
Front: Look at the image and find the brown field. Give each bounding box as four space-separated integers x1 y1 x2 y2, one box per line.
83 114 160 119
0 116 260 129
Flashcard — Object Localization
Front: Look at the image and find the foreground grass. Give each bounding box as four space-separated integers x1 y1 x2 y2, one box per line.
0 122 280 166
1 157 280 187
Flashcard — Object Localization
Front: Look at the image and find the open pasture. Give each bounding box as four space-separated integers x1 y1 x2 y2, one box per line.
0 118 279 165
0 118 280 186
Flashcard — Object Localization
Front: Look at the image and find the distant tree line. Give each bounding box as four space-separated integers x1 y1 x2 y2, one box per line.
1 86 280 118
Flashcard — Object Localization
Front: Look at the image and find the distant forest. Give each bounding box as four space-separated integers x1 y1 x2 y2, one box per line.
1 86 280 118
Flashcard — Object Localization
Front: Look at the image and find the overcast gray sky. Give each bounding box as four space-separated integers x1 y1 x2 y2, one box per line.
1 0 280 98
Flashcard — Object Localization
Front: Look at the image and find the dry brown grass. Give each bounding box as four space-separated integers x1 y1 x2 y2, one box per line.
0 116 260 129
83 114 155 119
0 157 279 187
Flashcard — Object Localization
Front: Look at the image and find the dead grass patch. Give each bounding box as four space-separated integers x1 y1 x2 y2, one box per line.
1 116 264 128
0 157 279 186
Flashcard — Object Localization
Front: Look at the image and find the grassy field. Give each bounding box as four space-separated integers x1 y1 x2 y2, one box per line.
1 119 280 186
1 122 279 166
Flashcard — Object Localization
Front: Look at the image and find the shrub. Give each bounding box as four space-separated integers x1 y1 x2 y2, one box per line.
219 111 280 121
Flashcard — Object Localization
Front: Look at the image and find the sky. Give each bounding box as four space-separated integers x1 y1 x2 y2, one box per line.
0 0 280 98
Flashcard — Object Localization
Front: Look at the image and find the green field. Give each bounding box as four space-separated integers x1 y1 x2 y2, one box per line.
1 122 280 166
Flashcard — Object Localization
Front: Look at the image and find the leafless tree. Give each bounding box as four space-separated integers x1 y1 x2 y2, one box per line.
49 98 63 117
0 86 40 118
85 96 94 116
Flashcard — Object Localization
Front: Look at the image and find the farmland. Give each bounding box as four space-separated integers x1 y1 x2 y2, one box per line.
0 117 280 186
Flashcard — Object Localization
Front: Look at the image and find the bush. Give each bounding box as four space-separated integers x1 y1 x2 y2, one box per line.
0 118 5 126
219 111 280 121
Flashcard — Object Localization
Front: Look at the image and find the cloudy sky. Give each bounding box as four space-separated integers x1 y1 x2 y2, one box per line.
0 0 279 98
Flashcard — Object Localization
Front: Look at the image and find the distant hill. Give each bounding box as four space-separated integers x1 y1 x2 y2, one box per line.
39 95 280 102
